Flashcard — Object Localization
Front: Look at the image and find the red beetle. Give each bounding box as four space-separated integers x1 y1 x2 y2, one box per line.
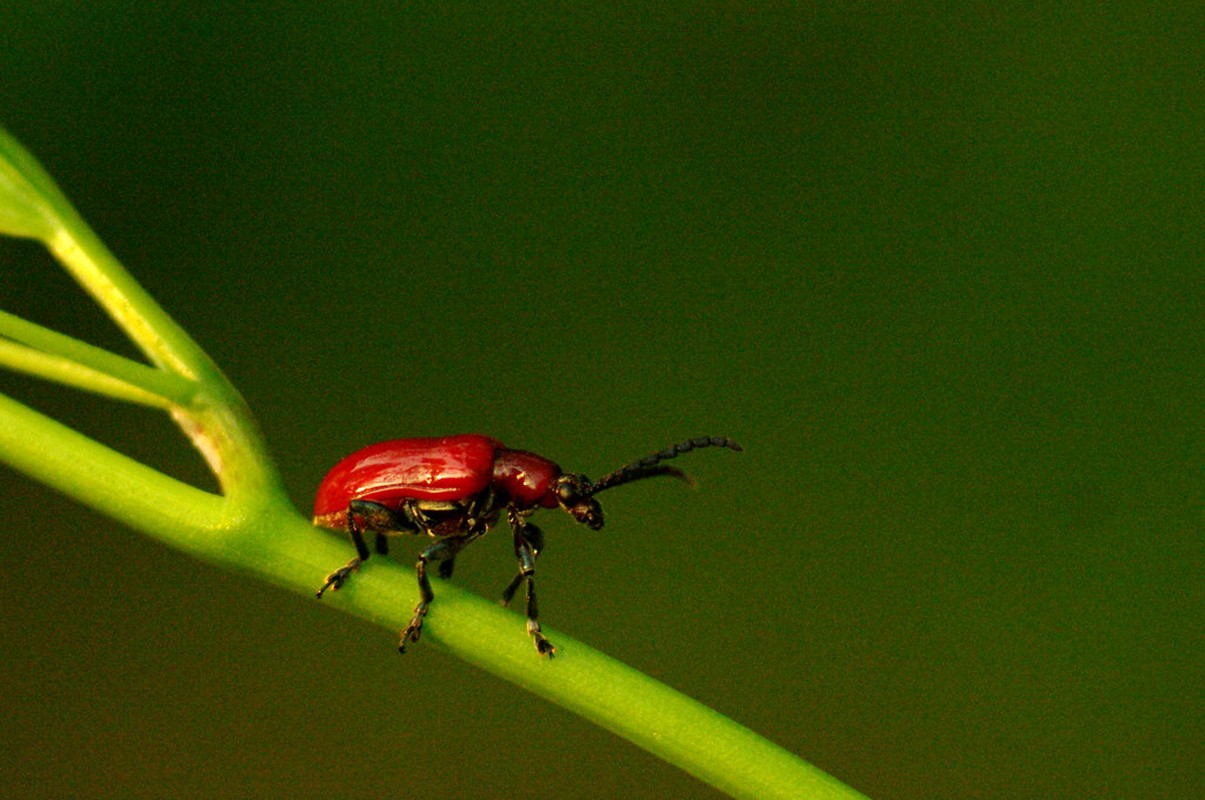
314 434 742 656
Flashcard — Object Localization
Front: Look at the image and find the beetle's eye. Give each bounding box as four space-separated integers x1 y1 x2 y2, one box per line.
556 479 581 505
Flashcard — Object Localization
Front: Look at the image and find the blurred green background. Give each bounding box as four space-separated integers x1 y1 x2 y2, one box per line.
1 5 1200 799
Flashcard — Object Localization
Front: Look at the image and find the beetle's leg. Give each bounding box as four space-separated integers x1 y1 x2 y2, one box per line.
500 573 522 606
438 557 456 579
501 522 543 605
399 533 479 653
316 500 409 598
315 527 368 599
504 513 554 656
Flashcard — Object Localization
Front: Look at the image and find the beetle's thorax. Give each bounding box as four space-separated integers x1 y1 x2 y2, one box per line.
491 448 563 510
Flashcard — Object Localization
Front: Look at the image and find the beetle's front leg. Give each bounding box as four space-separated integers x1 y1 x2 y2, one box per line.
504 512 554 657
399 533 478 653
501 521 543 604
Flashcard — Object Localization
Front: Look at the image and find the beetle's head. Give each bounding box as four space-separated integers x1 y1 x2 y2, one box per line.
553 474 604 530
558 436 744 530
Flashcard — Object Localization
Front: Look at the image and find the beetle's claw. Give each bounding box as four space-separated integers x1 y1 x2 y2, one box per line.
397 625 420 653
527 620 556 658
399 602 429 653
316 558 361 598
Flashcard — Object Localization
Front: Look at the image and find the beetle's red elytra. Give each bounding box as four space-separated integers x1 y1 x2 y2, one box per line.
314 434 742 656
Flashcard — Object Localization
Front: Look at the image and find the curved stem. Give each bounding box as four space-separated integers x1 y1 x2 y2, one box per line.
0 390 868 800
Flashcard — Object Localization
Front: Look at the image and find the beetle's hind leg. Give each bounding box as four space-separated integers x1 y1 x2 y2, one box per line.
316 500 408 598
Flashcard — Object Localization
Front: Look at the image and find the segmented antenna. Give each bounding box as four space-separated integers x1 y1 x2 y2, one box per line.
587 436 743 495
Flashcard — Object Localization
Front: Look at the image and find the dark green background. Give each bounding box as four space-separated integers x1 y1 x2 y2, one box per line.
1 5 1200 799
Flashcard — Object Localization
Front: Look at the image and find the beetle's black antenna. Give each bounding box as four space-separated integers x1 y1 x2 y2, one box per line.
587 436 743 495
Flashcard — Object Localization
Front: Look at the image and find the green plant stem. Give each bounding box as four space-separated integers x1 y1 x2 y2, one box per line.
0 125 280 502
0 310 196 407
0 390 867 800
0 392 222 536
46 212 282 502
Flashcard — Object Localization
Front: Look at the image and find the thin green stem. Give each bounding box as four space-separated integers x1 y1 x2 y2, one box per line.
0 309 197 407
46 224 209 379
0 338 169 407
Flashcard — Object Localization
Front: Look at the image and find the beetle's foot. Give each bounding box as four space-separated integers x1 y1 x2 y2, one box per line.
398 602 429 653
316 558 361 598
527 619 556 658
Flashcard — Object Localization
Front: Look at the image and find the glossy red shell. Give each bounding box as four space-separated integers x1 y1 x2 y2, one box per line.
312 434 502 526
